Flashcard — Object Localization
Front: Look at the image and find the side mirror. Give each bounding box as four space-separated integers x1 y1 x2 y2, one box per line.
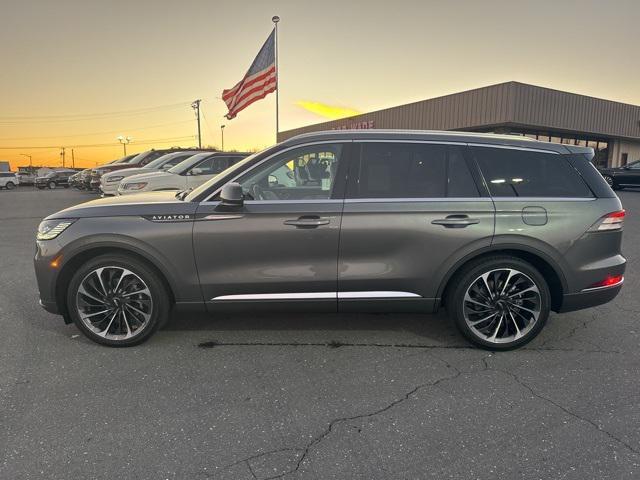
220 182 244 206
268 174 278 187
161 164 172 170
189 167 203 176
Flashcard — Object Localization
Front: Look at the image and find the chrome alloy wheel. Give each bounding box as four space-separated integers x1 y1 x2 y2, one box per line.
603 175 614 186
463 268 541 344
76 266 153 340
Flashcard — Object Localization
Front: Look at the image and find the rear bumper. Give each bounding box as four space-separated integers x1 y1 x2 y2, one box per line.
558 281 623 313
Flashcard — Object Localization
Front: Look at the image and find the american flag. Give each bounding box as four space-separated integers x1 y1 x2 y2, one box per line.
222 30 277 120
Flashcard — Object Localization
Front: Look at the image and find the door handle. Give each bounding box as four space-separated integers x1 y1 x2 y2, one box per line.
284 216 330 228
431 215 480 228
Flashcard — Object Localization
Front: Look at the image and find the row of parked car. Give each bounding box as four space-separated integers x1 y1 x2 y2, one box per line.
68 148 249 196
0 169 79 190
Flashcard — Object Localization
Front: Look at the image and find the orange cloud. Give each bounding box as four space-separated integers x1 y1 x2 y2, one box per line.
295 101 360 120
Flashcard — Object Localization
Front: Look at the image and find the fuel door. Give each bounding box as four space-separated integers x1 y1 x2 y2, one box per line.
522 206 548 226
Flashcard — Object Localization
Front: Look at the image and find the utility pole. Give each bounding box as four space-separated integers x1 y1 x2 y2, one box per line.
20 154 32 169
71 149 75 168
60 147 66 167
191 99 202 148
220 124 225 151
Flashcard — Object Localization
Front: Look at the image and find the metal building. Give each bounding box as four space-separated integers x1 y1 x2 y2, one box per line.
278 81 640 168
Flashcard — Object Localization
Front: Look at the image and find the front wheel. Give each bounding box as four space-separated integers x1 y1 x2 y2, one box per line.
66 254 170 347
48 181 56 189
446 256 550 350
5 181 15 190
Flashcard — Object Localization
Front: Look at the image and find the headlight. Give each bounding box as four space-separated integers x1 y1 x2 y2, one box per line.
37 219 76 241
123 182 147 190
106 175 124 183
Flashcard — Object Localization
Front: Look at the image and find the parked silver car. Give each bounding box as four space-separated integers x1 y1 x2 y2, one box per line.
34 130 625 349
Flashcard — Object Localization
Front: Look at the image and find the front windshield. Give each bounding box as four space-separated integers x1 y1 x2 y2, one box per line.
184 148 268 202
143 153 179 170
167 153 209 175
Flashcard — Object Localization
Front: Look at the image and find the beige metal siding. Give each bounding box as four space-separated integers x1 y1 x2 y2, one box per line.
278 82 515 141
278 81 640 142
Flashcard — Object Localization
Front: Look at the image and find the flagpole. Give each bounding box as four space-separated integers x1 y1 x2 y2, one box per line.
272 15 280 142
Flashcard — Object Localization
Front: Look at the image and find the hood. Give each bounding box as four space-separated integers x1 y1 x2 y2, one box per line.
598 166 623 174
102 167 148 180
124 171 177 183
46 191 196 220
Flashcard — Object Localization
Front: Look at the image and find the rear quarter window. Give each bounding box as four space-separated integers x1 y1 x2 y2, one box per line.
472 146 592 198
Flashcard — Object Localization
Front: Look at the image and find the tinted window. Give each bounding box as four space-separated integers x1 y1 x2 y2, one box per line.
350 143 478 198
473 147 592 198
139 151 165 165
193 156 233 175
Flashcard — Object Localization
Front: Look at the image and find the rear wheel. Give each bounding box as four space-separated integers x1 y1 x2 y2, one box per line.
5 181 15 190
603 175 619 190
446 256 550 350
66 254 170 347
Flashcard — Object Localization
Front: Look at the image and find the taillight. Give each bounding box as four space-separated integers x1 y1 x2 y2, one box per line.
586 275 624 290
589 210 625 232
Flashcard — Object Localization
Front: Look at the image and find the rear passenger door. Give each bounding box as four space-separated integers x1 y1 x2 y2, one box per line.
471 145 596 261
338 141 495 312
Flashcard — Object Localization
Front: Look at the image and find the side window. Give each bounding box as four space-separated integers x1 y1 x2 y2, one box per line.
238 144 343 201
349 143 478 198
164 155 190 168
473 147 592 198
627 159 640 169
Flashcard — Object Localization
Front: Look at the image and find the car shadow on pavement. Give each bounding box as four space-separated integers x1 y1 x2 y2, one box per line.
162 309 465 347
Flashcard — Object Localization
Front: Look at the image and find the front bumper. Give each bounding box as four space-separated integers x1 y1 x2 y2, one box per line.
100 181 119 196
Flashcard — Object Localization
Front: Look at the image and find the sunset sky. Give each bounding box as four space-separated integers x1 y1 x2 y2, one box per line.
2 0 639 169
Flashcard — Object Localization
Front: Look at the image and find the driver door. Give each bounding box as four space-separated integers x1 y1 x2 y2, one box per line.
193 143 350 311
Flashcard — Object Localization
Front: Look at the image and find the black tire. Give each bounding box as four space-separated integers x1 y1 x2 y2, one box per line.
446 255 550 351
5 181 15 190
66 254 170 347
603 175 619 190
48 181 56 189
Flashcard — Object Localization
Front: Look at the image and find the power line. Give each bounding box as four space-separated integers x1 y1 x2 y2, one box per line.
0 135 197 150
0 119 194 141
0 102 192 125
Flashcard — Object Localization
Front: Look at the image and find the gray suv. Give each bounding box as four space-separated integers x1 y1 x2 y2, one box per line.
34 131 625 349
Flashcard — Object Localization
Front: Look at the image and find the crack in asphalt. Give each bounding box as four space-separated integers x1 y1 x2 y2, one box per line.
538 311 609 352
217 355 491 480
491 367 640 457
246 460 257 480
214 353 637 479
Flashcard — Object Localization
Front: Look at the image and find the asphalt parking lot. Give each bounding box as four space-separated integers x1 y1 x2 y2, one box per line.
1 187 639 480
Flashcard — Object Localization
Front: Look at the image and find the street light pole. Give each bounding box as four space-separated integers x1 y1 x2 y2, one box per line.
220 124 225 151
117 136 131 156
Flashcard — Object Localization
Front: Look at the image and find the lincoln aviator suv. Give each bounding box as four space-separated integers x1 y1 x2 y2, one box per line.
34 130 625 349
